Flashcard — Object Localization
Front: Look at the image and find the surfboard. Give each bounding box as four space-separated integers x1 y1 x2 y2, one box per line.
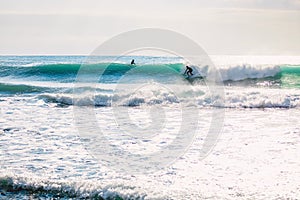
185 74 198 79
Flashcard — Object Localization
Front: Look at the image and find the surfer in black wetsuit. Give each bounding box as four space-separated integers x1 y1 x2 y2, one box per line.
131 59 135 65
184 66 193 76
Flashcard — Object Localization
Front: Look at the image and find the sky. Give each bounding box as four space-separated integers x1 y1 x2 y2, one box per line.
0 0 299 55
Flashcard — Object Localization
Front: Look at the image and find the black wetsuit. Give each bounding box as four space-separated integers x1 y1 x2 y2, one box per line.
185 66 193 76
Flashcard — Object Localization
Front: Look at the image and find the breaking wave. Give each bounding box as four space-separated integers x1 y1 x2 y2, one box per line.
38 88 300 109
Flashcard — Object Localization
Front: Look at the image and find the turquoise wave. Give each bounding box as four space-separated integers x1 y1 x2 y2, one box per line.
280 65 300 88
0 63 300 95
0 63 184 76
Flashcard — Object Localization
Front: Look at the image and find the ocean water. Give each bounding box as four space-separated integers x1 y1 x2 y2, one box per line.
0 55 299 199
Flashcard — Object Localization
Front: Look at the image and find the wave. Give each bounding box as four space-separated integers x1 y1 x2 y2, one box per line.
1 61 300 82
37 88 300 108
1 82 297 109
38 91 180 107
0 62 300 95
0 176 144 200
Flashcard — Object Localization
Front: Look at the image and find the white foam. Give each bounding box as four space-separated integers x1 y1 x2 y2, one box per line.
38 87 300 109
214 88 300 108
191 64 281 81
188 55 300 81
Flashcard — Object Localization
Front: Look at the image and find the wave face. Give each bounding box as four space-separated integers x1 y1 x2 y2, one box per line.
0 63 184 77
0 63 184 85
280 65 300 88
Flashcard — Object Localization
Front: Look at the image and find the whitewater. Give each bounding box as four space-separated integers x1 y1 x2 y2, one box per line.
0 55 299 199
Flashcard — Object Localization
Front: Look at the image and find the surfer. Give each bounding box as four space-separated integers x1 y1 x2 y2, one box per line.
184 66 193 76
131 59 135 65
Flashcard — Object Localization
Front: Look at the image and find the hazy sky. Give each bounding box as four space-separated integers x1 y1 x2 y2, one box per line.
0 0 299 55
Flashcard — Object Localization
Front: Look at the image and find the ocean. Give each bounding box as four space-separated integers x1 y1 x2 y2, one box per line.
0 55 299 199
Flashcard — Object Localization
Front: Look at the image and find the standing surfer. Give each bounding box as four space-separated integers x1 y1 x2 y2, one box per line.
131 59 135 65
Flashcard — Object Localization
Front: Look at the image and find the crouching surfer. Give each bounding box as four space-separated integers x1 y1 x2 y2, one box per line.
184 66 193 76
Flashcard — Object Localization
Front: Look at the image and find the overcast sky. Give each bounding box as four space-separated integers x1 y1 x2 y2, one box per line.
0 0 299 55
